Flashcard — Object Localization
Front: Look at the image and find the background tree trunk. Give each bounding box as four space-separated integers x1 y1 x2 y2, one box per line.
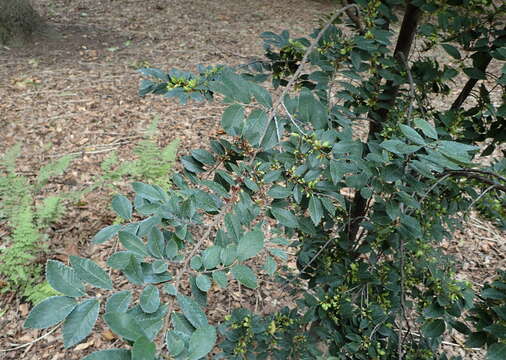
0 0 42 45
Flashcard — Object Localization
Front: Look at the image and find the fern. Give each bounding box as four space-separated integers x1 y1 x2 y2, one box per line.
0 145 72 301
24 281 61 305
97 118 179 190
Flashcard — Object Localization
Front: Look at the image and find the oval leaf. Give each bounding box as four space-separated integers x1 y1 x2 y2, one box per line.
132 336 156 360
195 274 212 292
176 294 208 328
106 290 133 313
188 325 217 360
92 224 122 244
70 256 113 290
46 260 86 297
112 195 133 220
237 230 264 261
63 299 100 348
82 349 131 360
103 312 146 341
118 231 149 257
231 264 257 289
140 285 160 314
24 296 77 329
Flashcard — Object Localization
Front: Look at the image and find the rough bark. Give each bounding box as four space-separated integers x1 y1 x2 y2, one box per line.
0 0 42 44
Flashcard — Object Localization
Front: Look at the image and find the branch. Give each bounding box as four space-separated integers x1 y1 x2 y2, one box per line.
439 169 506 192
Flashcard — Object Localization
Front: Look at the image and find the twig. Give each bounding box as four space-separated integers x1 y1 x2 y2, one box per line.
251 4 359 164
0 324 61 352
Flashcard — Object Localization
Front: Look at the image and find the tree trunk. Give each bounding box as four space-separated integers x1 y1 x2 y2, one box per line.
0 0 42 45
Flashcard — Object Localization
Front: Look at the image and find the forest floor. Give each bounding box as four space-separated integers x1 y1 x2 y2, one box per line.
0 0 504 359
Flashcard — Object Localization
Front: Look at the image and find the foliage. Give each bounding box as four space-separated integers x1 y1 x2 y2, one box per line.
24 1 506 359
0 145 72 297
97 118 179 191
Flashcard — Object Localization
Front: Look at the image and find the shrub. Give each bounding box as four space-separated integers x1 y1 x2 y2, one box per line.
24 1 506 359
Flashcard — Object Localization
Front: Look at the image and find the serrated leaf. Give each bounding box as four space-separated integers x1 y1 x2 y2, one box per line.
106 291 132 313
413 118 437 139
63 299 100 348
166 331 186 357
231 264 257 289
237 230 264 261
140 285 160 314
147 227 165 259
188 325 217 360
271 207 298 228
132 336 156 360
92 224 122 244
195 274 212 292
70 256 113 290
172 312 195 336
152 260 168 274
107 251 140 270
165 239 178 259
190 255 203 270
164 283 178 296
212 271 228 288
202 246 221 270
111 195 132 220
24 296 77 329
46 260 86 297
123 255 144 285
103 312 146 341
268 248 288 261
132 182 165 202
118 231 149 257
176 294 208 328
380 139 421 155
82 349 131 360
399 124 426 145
220 244 237 266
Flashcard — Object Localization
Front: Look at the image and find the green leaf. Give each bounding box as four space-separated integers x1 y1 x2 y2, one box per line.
70 256 113 290
271 207 299 228
188 325 217 360
191 149 215 165
165 239 178 259
482 288 506 300
237 230 264 261
231 264 257 289
212 271 228 288
132 336 156 360
107 251 140 270
422 319 446 338
118 231 149 257
152 260 168 274
298 88 327 129
111 195 132 220
464 67 486 80
220 244 237 266
487 343 506 360
24 296 77 329
250 83 272 107
172 312 195 336
132 182 165 202
263 255 277 276
92 224 122 244
122 255 144 285
243 109 268 146
267 186 292 199
166 331 186 357
441 44 461 59
176 294 208 328
140 285 161 313
104 312 146 341
164 283 178 296
202 246 221 270
63 299 100 348
82 349 131 360
380 139 421 155
268 248 288 261
146 227 165 259
46 260 86 297
190 255 203 271
221 104 245 136
195 274 212 292
308 196 324 225
106 291 132 313
399 124 426 145
414 118 437 139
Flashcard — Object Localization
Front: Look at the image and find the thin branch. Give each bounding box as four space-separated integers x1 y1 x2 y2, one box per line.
0 324 61 352
439 170 506 192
